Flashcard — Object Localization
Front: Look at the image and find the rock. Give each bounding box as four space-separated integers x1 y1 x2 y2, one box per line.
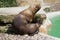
0 15 16 33
0 15 15 23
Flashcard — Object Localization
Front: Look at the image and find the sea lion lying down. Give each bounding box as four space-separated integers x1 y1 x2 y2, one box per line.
12 4 41 35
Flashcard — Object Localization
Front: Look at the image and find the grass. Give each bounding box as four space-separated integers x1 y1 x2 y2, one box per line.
0 0 17 7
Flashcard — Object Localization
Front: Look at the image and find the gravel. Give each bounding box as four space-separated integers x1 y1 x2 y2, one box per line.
0 33 59 40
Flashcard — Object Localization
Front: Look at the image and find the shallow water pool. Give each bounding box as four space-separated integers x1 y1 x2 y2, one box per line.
48 15 60 38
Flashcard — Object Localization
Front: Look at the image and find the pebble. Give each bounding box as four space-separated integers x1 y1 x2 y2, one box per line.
0 33 59 40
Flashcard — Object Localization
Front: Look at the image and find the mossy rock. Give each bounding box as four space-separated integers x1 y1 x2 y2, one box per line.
0 15 16 23
0 15 16 33
0 26 8 33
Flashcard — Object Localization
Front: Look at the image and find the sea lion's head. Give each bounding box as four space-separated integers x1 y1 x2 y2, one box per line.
34 14 46 24
29 3 41 15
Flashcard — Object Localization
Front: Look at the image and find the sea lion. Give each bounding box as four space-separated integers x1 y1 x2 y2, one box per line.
32 14 47 34
18 23 40 35
12 4 41 35
32 14 46 24
34 14 51 34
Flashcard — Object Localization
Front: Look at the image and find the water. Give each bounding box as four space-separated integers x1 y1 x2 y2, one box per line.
48 15 60 38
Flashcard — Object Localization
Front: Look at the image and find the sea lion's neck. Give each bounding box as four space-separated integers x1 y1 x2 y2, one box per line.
29 6 40 16
20 5 40 17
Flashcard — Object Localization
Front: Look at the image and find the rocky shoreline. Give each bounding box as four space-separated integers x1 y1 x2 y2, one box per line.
0 33 59 40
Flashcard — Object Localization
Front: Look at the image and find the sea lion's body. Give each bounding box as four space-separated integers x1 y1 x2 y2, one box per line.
17 23 40 35
12 4 41 35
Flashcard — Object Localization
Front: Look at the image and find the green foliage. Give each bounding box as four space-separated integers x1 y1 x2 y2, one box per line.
44 7 51 12
0 0 17 7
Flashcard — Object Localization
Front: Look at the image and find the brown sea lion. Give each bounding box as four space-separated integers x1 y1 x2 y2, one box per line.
32 14 47 34
18 23 40 35
12 4 41 35
32 14 46 24
33 14 50 34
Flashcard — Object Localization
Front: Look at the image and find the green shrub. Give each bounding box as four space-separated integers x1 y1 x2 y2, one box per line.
44 7 51 13
0 0 17 7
